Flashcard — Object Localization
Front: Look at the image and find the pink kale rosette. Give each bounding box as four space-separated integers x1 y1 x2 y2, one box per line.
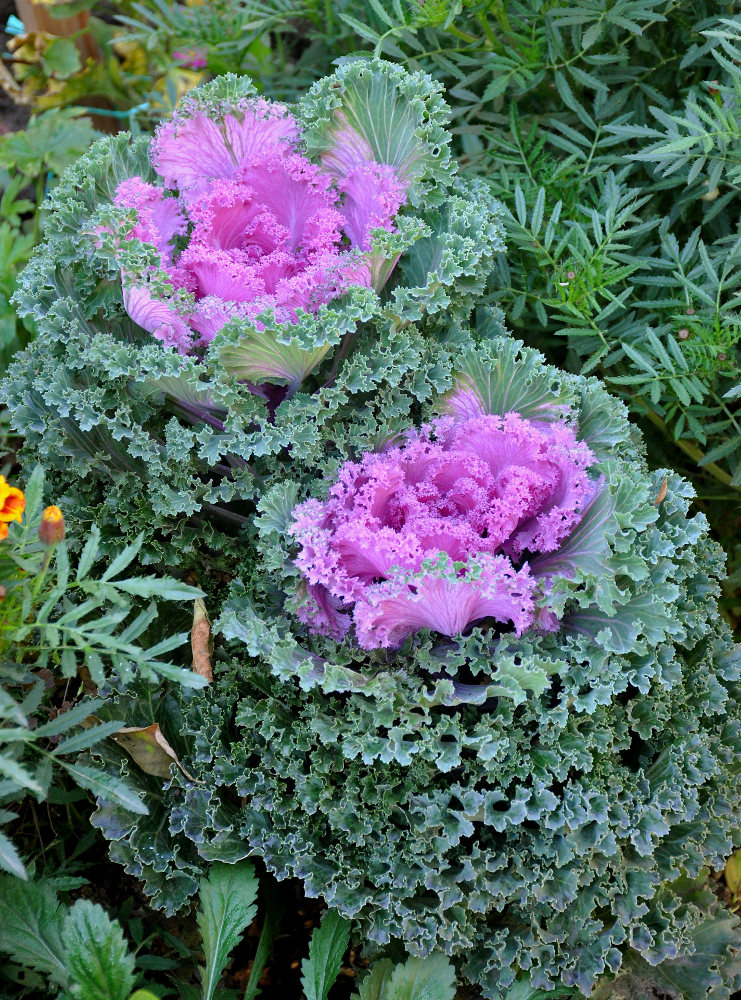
115 103 404 351
289 411 597 649
105 64 456 389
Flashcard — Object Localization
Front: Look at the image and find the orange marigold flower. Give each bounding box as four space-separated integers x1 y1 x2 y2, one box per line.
0 522 7 541
0 476 24 524
39 505 66 546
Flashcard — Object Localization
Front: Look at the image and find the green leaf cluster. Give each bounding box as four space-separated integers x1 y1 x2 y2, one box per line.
3 12 741 1000
167 0 741 581
0 465 204 879
0 861 261 1000
0 109 100 366
0 876 135 1000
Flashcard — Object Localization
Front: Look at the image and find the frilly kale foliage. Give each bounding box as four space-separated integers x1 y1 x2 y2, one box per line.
85 337 741 999
2 60 502 562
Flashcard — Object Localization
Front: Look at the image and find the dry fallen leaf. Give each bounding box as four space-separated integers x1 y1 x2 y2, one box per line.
191 597 213 683
653 477 668 507
725 849 741 901
111 723 199 783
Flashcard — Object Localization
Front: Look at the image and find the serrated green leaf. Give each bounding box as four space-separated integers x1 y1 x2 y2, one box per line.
0 877 68 986
499 976 572 1000
59 761 148 815
21 465 45 528
33 699 104 740
300 909 351 1000
531 188 546 237
338 13 383 43
76 525 101 582
243 893 282 1000
0 830 26 879
197 861 259 1000
358 959 394 1000
52 720 124 758
42 37 81 79
101 536 144 582
110 577 204 600
63 899 136 1000
0 754 44 794
385 954 456 1000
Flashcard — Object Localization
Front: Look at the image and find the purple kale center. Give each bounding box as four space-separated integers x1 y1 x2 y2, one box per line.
113 98 406 353
290 412 597 649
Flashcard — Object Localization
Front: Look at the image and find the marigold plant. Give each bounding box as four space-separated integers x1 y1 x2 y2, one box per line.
0 466 205 880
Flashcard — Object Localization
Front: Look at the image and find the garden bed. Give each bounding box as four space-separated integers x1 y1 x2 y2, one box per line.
2 3 741 1000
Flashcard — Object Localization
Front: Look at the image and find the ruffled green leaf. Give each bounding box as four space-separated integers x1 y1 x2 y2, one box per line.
440 333 575 422
211 287 377 390
299 59 455 203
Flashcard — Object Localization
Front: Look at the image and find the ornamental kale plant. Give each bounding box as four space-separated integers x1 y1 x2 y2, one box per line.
2 60 502 563
84 335 741 999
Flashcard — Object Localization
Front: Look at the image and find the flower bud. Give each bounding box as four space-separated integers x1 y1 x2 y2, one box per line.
678 328 690 340
38 506 66 546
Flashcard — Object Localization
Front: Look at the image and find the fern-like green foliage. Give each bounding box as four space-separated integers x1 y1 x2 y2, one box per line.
0 465 204 879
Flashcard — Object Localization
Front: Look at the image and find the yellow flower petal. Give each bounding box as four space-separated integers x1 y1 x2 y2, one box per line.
0 478 24 523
